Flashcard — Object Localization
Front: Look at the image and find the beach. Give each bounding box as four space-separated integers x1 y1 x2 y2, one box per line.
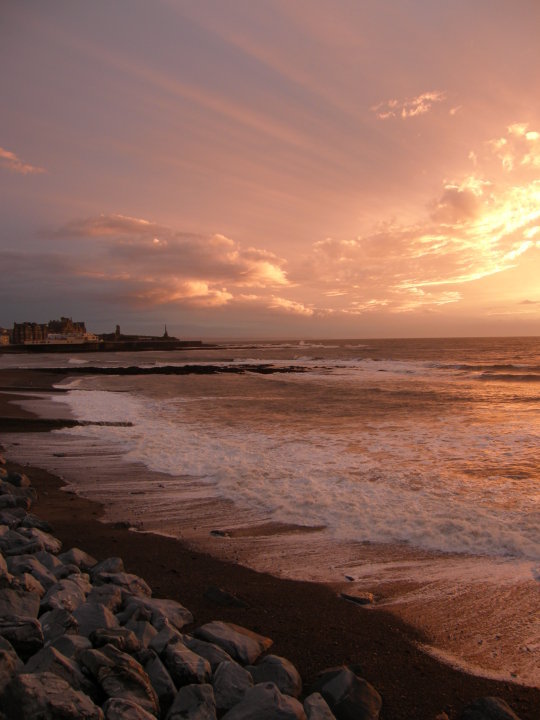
1 364 539 720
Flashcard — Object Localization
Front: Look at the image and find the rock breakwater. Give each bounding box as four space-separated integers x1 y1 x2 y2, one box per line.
0 455 525 719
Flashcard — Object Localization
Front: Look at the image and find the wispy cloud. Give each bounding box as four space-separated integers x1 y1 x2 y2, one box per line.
372 91 446 120
0 146 45 175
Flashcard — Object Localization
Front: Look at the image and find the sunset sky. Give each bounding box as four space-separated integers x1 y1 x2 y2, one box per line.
1 1 539 338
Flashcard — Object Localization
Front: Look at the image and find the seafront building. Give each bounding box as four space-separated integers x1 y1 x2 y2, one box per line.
10 316 94 345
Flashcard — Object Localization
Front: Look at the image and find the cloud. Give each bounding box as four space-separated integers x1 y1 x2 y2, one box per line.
0 146 45 175
488 122 540 172
301 127 540 314
372 91 446 120
268 297 314 316
50 214 289 308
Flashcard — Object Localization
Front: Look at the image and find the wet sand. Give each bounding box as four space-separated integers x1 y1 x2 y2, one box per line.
1 367 539 720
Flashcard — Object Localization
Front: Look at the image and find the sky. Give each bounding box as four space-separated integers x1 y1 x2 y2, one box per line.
1 0 540 339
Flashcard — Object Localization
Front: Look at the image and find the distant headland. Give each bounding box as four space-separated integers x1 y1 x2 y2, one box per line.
0 317 206 353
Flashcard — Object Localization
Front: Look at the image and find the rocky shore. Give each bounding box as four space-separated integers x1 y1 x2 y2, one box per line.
0 457 530 720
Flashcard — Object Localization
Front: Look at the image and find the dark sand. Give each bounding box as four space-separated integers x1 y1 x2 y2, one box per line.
1 368 538 720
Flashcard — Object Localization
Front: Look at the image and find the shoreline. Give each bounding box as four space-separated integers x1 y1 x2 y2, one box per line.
1 369 539 719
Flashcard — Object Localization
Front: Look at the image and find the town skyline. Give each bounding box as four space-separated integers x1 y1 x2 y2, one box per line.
1 1 540 339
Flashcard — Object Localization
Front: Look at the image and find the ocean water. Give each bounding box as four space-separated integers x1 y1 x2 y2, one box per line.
1 337 539 685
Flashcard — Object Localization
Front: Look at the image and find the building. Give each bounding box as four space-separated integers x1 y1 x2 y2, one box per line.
47 317 86 337
0 328 10 345
12 322 49 344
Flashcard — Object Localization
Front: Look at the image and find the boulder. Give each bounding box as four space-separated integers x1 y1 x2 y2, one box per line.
221 682 306 720
35 549 64 572
143 650 177 716
90 556 125 578
18 526 61 554
183 636 235 671
163 639 212 687
339 591 375 606
203 586 249 608
58 547 98 571
40 608 79 644
0 508 26 528
0 615 44 660
460 697 522 720
40 577 87 613
16 571 46 597
166 683 217 720
73 601 119 637
149 623 184 655
118 596 193 631
5 472 31 488
87 584 123 612
247 654 302 698
90 626 140 653
103 697 157 719
0 586 40 618
0 526 43 555
212 660 254 712
304 693 337 719
50 633 92 660
3 670 104 719
92 571 151 599
194 622 272 665
20 513 54 533
80 644 159 717
7 554 57 589
126 620 158 649
311 667 381 720
24 645 98 699
0 638 23 694
54 562 83 580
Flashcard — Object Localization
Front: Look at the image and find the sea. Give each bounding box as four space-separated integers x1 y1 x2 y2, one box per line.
1 336 539 686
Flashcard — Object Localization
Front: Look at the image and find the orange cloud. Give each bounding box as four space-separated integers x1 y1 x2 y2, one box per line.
372 91 446 120
0 146 45 175
53 214 289 308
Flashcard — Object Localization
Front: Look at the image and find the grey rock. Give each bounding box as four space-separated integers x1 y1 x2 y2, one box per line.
118 596 193 630
16 571 46 597
144 650 177 716
20 513 54 533
460 697 522 720
90 626 140 653
0 641 23 694
221 682 306 720
40 608 79 643
339 591 375 606
311 666 382 720
54 562 83 579
3 670 104 719
92 571 151 598
0 615 44 660
304 693 337 720
90 556 125 578
183 636 235 671
166 683 216 720
5 471 31 488
0 508 26 528
103 697 157 719
0 586 40 618
18 526 61 554
35 549 64 572
87 583 123 612
0 526 43 555
59 547 98 571
149 623 184 655
73 601 119 636
247 654 302 698
50 633 92 659
24 645 98 698
81 644 159 717
212 660 254 712
40 577 87 612
194 621 273 665
126 619 158 649
7 553 57 589
163 639 212 687
0 495 19 510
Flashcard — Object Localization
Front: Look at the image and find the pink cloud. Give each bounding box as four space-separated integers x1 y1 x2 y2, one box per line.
372 91 446 120
0 146 45 175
